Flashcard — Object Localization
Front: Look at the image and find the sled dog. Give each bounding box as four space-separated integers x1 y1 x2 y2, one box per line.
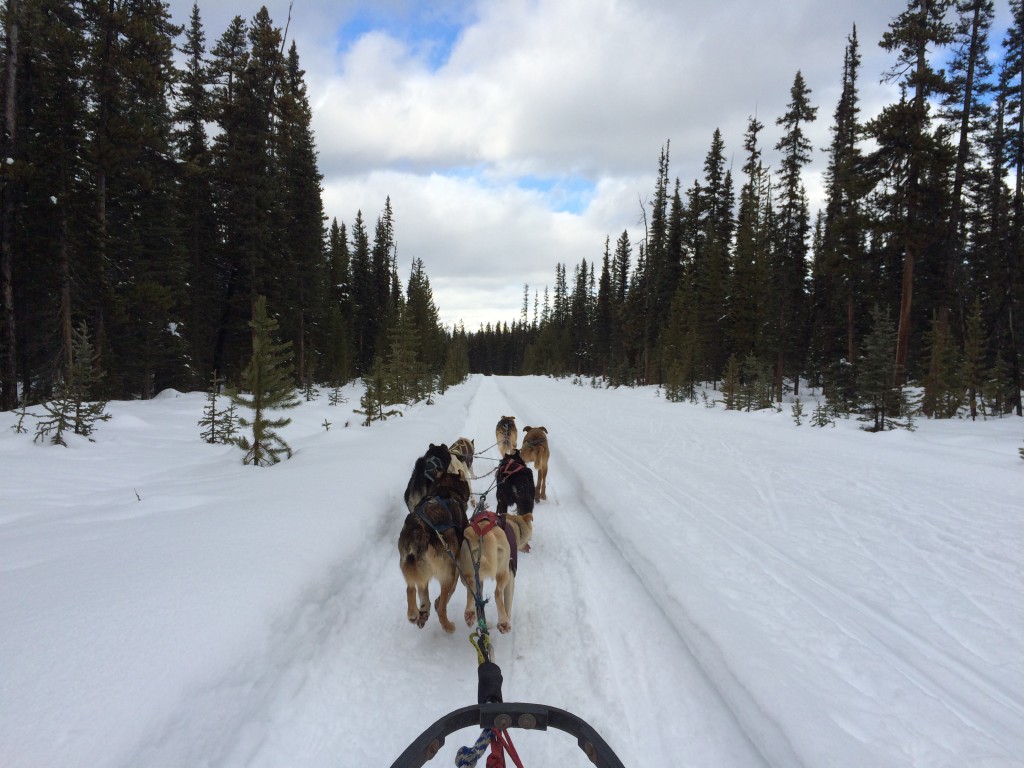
398 470 470 633
459 508 515 633
520 426 549 502
449 436 475 475
495 416 517 458
404 443 451 514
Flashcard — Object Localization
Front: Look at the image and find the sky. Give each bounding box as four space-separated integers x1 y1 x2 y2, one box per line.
1 376 1021 766
165 0 1015 330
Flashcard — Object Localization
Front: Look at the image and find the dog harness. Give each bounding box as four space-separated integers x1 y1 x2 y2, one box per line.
469 509 499 538
415 496 460 535
423 454 446 483
468 510 518 575
498 456 527 482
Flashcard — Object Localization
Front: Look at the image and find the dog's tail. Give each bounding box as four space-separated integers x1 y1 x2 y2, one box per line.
400 516 431 564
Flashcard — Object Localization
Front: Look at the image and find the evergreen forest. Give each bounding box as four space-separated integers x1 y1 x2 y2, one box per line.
2 1 1023 425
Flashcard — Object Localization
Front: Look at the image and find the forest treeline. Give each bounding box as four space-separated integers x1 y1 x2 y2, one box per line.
2 1 1023 424
0 1 468 411
469 1 1024 420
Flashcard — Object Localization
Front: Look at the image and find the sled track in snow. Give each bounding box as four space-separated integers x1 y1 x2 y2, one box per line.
493 379 798 768
497 379 1024 762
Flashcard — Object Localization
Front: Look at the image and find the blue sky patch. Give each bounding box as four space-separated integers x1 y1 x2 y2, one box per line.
337 4 470 70
515 175 595 215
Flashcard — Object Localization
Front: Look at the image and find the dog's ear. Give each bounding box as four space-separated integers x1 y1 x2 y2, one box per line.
540 426 548 434
524 426 532 432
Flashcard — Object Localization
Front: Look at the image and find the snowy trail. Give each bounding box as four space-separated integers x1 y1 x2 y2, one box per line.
491 377 1024 766
463 377 773 766
3 375 1022 768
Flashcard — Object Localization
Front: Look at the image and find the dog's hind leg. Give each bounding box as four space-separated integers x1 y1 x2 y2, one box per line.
406 582 430 628
414 583 431 628
494 569 512 633
434 570 457 633
537 464 547 501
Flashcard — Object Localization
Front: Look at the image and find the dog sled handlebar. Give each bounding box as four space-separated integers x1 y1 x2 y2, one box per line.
389 662 627 768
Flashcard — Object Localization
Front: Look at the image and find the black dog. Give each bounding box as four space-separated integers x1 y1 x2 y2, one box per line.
495 449 535 516
404 443 452 514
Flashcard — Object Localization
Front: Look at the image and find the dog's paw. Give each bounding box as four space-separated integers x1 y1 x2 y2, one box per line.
416 609 430 628
497 620 512 634
464 609 477 627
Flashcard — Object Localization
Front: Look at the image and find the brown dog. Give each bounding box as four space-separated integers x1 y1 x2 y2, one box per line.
398 471 469 633
459 509 514 633
520 426 549 502
495 416 517 458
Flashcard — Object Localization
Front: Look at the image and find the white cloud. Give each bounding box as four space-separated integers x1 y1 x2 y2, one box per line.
168 0 991 328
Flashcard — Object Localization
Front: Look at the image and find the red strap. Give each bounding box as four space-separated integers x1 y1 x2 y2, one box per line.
471 511 499 538
490 731 524 768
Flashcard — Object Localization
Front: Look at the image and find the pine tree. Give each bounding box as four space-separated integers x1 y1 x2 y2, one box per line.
921 310 962 418
230 296 299 466
813 27 867 395
441 325 470 391
770 70 817 400
276 41 326 385
34 322 110 445
356 356 401 426
7 0 90 403
876 0 954 384
857 305 914 431
732 116 770 363
175 2 220 386
959 297 987 419
811 401 836 428
198 372 237 444
722 353 741 409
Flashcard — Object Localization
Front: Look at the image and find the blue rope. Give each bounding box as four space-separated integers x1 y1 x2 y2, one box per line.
455 728 493 767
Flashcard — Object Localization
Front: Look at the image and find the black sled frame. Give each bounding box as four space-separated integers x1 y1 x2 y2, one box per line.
389 662 626 768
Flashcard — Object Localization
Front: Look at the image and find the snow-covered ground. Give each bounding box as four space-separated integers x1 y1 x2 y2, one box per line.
1 375 1022 767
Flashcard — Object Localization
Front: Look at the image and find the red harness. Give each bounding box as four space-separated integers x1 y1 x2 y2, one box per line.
469 510 500 538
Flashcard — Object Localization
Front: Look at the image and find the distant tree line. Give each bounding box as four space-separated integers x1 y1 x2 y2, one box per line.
469 2 1024 420
0 1 463 411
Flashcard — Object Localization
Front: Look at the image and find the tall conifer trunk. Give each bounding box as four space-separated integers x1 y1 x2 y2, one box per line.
1 0 18 409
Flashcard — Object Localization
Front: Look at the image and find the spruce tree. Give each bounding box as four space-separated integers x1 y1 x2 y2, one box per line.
230 296 299 466
877 0 954 384
34 322 110 445
722 354 741 409
771 70 817 400
198 372 237 444
959 298 987 419
857 305 913 431
921 310 962 418
356 356 401 426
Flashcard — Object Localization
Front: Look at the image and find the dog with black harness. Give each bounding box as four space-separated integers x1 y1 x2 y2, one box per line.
494 449 534 555
398 468 471 633
404 443 452 514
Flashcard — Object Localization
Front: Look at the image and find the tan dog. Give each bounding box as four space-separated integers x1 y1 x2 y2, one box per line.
398 471 469 633
502 511 533 553
449 436 475 476
495 416 517 458
459 510 514 633
520 426 549 501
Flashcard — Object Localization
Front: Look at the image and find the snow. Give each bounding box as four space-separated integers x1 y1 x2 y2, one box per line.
1 375 1022 768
